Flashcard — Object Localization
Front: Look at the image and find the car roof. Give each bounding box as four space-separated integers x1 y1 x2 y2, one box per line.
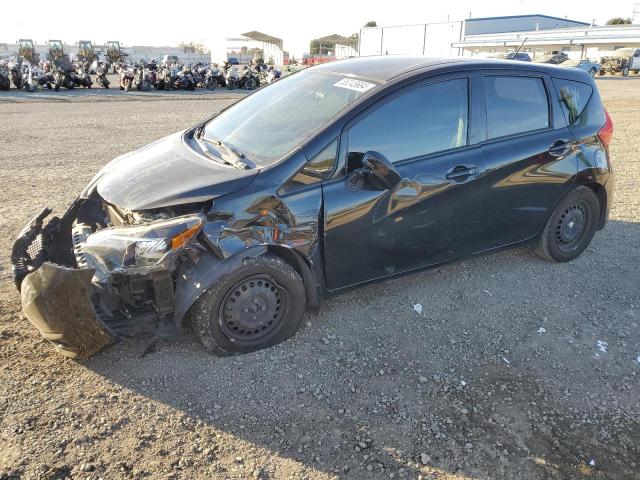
311 55 591 83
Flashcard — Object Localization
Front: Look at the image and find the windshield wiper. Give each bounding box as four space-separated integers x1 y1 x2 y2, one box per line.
194 126 255 170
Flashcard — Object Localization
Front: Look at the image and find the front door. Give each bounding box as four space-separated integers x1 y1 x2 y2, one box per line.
322 76 486 290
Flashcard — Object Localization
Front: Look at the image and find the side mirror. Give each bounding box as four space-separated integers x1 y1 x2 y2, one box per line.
361 151 401 190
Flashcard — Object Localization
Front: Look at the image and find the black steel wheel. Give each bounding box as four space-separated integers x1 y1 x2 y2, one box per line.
191 255 306 355
219 274 286 344
534 186 600 262
554 204 587 253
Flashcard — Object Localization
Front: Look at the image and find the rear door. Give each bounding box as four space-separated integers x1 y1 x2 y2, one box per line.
322 74 487 290
476 72 578 249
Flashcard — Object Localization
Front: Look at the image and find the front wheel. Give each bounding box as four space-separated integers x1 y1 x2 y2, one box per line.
534 186 600 262
191 255 306 355
622 66 630 76
598 69 606 76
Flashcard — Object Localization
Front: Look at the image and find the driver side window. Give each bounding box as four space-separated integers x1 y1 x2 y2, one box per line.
346 78 469 170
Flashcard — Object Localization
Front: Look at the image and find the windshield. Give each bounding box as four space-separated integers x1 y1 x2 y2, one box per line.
203 69 378 166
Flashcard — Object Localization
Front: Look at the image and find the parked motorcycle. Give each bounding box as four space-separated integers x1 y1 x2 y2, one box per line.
238 65 259 90
8 58 22 89
265 65 282 84
53 57 76 91
19 61 38 92
174 65 195 90
204 64 225 89
118 64 135 91
91 59 110 88
73 62 93 88
155 65 174 90
0 60 11 90
225 65 241 90
36 61 55 89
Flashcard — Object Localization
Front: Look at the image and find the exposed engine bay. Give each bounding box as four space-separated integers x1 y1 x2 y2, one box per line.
12 194 213 356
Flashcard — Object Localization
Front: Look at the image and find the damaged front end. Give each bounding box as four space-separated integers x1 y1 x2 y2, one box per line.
11 196 208 357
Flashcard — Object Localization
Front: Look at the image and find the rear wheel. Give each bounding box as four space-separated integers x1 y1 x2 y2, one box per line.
598 69 606 76
534 186 600 262
589 67 596 77
192 255 306 355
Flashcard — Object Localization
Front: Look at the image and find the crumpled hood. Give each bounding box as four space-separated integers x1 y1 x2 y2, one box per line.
94 131 258 210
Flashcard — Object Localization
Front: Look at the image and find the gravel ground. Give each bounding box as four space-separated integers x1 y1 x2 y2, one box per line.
0 78 639 480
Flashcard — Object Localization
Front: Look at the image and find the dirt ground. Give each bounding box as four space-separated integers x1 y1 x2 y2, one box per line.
0 77 638 480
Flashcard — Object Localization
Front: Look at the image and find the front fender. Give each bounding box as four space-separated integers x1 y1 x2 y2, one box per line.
173 246 268 326
173 242 323 327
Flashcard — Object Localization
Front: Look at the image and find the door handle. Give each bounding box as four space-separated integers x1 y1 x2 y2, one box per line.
548 140 573 157
445 165 479 180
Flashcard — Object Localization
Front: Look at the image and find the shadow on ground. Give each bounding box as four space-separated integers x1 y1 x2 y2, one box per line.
82 220 640 480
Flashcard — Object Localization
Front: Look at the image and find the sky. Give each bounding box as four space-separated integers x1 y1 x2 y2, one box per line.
3 0 637 58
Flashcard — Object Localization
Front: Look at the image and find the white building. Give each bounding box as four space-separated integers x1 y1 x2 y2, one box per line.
357 14 640 61
359 21 465 57
454 24 640 60
226 31 284 65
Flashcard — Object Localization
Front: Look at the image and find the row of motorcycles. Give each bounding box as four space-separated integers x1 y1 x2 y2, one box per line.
116 60 282 92
0 56 100 91
0 56 283 92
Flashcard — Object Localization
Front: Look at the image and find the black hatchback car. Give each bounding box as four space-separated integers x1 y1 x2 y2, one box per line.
12 56 614 357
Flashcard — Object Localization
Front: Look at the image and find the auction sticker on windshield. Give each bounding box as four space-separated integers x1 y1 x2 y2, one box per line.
334 78 376 93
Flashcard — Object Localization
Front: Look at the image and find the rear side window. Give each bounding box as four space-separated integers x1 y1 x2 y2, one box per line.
553 78 593 125
484 76 550 139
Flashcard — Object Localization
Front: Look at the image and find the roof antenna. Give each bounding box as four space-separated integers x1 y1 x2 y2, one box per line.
514 36 528 56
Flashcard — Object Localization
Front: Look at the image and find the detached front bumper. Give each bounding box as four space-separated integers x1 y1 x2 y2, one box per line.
20 263 115 357
11 205 115 357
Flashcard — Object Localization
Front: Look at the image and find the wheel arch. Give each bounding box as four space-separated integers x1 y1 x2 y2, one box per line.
174 244 321 328
578 181 607 229
263 244 322 311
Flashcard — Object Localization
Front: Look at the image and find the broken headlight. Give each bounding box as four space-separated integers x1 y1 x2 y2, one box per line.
82 214 205 272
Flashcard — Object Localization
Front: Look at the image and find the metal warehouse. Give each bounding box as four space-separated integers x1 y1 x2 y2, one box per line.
358 14 640 60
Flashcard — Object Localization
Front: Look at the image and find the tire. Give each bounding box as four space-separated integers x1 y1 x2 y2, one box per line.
191 254 306 355
634 70 639 74
622 66 630 76
589 68 596 77
598 69 605 76
534 186 600 262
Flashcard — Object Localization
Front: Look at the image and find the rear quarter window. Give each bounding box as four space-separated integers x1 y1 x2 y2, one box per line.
552 78 593 125
484 76 550 140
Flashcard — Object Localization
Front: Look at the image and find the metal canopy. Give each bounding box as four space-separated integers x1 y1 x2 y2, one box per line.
241 31 283 48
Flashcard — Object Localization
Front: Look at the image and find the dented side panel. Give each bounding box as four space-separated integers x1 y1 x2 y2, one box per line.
202 175 323 262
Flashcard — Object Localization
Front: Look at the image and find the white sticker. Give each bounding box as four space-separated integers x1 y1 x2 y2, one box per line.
334 78 376 93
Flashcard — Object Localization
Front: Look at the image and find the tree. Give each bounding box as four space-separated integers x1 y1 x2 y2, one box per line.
363 21 377 28
606 17 632 25
310 39 320 55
